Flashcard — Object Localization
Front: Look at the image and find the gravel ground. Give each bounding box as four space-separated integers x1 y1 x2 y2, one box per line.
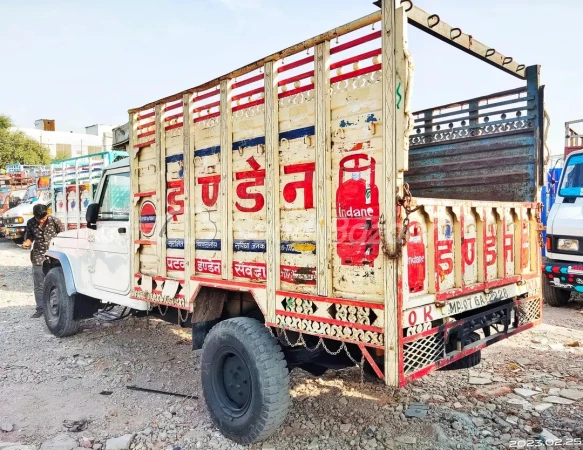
1 240 582 450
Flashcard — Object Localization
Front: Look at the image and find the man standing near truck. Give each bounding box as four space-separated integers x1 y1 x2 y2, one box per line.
21 204 64 318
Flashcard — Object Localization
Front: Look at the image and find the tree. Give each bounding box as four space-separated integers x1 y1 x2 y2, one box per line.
0 114 50 168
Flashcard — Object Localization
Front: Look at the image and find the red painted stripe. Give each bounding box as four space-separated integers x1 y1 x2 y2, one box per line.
137 121 155 130
275 310 384 334
134 139 155 149
138 111 155 120
278 55 314 73
193 111 220 123
275 290 384 310
164 112 183 122
232 73 264 89
193 100 220 113
266 322 385 350
193 89 220 102
134 240 157 245
330 31 381 55
330 48 382 70
358 343 384 380
191 276 267 290
133 273 185 284
232 98 265 112
278 83 314 99
137 129 156 139
133 191 156 198
278 70 314 86
232 87 265 101
165 122 183 132
330 64 381 84
164 102 182 112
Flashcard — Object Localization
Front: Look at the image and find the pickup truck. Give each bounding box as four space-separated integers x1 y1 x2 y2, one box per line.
3 186 51 244
45 1 545 444
543 119 583 306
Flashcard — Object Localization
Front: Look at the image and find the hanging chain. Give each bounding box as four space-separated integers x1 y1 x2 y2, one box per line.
381 183 421 259
535 202 545 248
157 304 169 316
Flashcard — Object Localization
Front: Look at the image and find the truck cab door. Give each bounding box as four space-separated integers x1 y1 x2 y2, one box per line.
90 169 131 294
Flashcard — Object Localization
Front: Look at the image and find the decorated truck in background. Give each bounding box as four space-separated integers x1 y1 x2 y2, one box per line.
44 1 545 445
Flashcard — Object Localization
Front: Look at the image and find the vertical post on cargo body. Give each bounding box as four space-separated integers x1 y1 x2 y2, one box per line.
265 60 280 323
182 93 195 305
220 79 233 280
382 1 401 387
129 112 139 283
315 41 332 297
526 65 542 188
395 17 410 174
155 105 167 276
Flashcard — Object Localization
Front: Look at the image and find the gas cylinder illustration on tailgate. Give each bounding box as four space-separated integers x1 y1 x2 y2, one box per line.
407 221 426 293
336 154 380 266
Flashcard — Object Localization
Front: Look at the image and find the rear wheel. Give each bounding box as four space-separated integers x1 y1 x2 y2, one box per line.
43 267 80 337
542 277 571 307
439 332 481 371
201 318 290 445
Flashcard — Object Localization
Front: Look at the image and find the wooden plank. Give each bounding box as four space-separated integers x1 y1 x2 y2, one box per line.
381 1 399 387
395 8 410 174
219 79 233 280
155 105 167 277
315 41 332 297
182 93 195 305
129 112 141 282
265 60 280 323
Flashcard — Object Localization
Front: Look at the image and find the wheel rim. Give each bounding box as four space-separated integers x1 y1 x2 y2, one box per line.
47 286 60 321
212 347 252 416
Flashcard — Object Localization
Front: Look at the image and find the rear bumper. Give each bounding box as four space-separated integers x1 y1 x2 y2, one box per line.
401 292 541 385
542 260 583 293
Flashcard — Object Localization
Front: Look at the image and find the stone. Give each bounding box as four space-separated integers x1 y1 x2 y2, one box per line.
339 424 351 433
469 377 491 385
505 397 530 407
491 377 505 382
453 402 463 409
548 388 561 395
539 429 560 444
485 403 497 412
261 444 276 450
0 445 36 450
542 396 575 405
433 395 445 402
1 423 14 432
339 397 348 406
514 388 539 398
79 441 92 449
505 416 519 425
404 403 429 419
104 435 134 450
549 380 567 388
475 386 511 398
307 441 319 450
92 445 102 450
560 389 583 401
40 435 79 450
395 436 416 444
534 403 553 412
472 417 485 427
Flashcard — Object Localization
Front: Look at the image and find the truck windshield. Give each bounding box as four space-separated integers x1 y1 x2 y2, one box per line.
560 155 583 197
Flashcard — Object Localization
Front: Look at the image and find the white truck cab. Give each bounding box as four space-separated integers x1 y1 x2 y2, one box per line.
45 159 148 336
543 148 583 305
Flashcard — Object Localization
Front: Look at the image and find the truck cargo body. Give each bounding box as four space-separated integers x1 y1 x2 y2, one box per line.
126 4 543 385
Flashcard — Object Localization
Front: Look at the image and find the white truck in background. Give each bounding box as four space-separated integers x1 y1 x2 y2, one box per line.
543 119 583 306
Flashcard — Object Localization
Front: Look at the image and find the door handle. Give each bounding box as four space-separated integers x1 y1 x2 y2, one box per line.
118 227 126 234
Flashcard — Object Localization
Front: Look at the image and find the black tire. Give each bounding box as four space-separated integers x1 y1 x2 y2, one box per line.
43 267 80 337
12 237 24 245
201 318 290 445
439 332 481 371
542 277 571 307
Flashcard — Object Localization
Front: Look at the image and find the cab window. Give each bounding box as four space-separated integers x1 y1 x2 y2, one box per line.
98 172 130 221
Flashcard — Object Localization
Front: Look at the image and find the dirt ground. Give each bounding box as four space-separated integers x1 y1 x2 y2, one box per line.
1 240 582 450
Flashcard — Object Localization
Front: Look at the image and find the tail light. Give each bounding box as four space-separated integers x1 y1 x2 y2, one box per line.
546 236 552 252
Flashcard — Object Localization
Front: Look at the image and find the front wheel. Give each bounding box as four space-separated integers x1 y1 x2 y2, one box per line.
201 318 290 445
542 276 571 307
43 267 80 337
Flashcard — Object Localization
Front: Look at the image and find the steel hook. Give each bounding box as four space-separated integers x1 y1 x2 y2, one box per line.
400 0 413 12
450 27 461 40
428 14 440 28
503 56 513 66
485 48 496 58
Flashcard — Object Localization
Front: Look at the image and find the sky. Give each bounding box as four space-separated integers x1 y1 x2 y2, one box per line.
0 0 581 156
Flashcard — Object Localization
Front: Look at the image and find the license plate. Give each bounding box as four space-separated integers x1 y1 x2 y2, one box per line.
443 285 517 316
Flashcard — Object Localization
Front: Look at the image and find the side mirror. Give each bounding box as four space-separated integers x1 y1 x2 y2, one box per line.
86 203 99 230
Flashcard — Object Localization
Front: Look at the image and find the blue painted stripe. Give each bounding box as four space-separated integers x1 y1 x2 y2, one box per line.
167 238 185 249
165 154 184 164
560 267 569 274
195 239 221 251
232 136 265 151
233 239 266 252
280 241 317 254
194 146 220 158
279 126 315 141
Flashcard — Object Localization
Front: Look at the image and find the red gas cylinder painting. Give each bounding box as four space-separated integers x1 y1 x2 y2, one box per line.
335 154 380 266
139 201 157 238
407 221 426 293
520 220 529 271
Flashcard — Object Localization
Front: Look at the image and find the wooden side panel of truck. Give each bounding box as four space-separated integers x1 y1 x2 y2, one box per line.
128 3 543 386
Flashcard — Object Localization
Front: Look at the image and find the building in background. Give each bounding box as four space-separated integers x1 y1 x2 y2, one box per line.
10 119 115 159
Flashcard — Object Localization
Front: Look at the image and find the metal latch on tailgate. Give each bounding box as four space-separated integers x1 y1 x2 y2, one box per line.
381 183 421 259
